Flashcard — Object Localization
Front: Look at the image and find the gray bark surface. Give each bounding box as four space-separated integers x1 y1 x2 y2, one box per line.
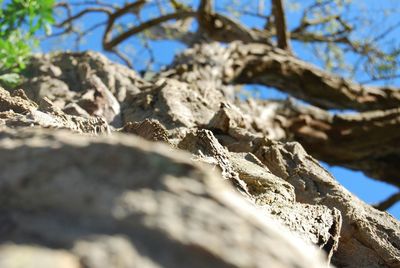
0 49 399 268
0 128 327 268
163 42 400 189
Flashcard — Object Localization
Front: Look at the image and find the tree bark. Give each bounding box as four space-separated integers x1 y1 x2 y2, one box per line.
1 47 398 268
271 0 291 51
161 42 400 188
168 42 400 112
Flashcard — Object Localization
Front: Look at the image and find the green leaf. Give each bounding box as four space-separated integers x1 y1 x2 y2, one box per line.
0 0 55 75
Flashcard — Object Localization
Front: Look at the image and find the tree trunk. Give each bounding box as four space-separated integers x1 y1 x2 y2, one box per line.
0 46 399 268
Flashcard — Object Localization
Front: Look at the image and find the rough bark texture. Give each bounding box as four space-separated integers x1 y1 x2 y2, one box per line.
0 88 109 134
0 128 329 268
237 99 400 187
204 102 400 267
164 42 400 111
0 49 399 268
162 41 400 188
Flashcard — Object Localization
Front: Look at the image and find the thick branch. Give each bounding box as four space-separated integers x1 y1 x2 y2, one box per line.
239 96 400 187
239 97 400 187
163 42 400 187
167 42 400 111
277 102 400 187
223 42 400 111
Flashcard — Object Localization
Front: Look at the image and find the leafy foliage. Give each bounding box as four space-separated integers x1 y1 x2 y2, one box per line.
0 0 54 87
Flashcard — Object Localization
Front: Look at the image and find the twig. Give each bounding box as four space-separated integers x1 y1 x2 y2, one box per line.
103 10 196 50
110 48 134 68
374 192 400 211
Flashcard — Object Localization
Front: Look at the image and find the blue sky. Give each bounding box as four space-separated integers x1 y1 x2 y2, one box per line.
39 0 400 219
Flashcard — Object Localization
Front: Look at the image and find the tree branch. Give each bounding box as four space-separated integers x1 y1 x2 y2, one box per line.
237 97 400 188
103 10 196 51
374 192 400 211
143 19 200 45
165 41 400 111
197 0 270 44
110 48 134 68
55 7 112 28
271 0 291 50
163 41 400 187
275 102 400 187
223 42 400 111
